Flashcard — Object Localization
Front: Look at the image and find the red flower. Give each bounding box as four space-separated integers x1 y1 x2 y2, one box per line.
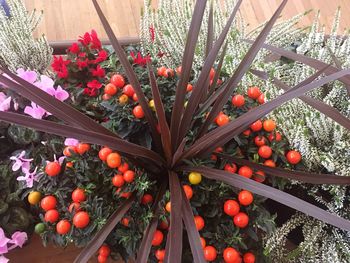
83 87 98 97
90 30 102 50
68 43 80 54
95 50 108 63
79 32 91 46
76 59 89 69
149 26 155 42
51 56 70 79
87 80 102 90
130 51 151 66
78 52 87 58
91 65 105 78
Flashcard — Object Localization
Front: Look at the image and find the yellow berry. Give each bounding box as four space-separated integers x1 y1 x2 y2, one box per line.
149 99 156 111
188 172 202 185
28 191 42 205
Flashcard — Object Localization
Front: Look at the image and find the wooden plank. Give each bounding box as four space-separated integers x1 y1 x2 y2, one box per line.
23 0 350 42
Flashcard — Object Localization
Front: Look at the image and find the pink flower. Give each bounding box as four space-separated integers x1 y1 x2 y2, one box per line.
54 86 69 101
17 166 40 188
9 151 32 172
91 65 105 78
0 228 10 255
0 92 11 111
8 232 27 249
64 138 79 147
68 43 80 54
0 255 9 263
16 68 37 84
24 102 46 119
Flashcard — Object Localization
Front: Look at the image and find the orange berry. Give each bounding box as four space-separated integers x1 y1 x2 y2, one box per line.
133 105 145 119
263 119 276 132
63 146 77 157
99 147 112 161
76 143 90 155
123 170 135 183
104 83 117 96
106 152 121 168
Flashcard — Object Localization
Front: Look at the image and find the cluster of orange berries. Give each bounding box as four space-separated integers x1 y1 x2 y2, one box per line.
38 188 90 236
98 146 135 199
102 74 145 119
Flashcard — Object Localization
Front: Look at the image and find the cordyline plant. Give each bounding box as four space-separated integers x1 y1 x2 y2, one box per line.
0 0 350 262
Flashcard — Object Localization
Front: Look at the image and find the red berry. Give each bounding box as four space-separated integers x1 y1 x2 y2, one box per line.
233 212 249 228
268 131 282 142
247 87 261 99
204 246 217 261
223 247 240 263
263 120 276 132
110 74 125 88
286 150 302 165
243 252 256 263
232 94 245 107
112 174 125 187
254 136 267 147
99 147 112 161
224 163 238 173
250 120 262 132
41 196 57 211
238 190 253 206
73 211 90 228
224 200 240 216
97 254 107 263
56 220 71 235
194 215 205 231
141 194 153 205
99 245 111 257
44 209 59 223
72 188 86 203
152 230 164 246
257 94 265 104
258 145 273 159
45 162 61 177
238 166 253 178
123 84 135 97
123 170 135 183
155 249 165 261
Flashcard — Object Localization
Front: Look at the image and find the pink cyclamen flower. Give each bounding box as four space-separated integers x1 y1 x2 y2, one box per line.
16 68 37 84
54 86 69 101
17 167 40 188
24 102 46 119
0 92 11 112
0 255 9 263
8 232 27 250
64 138 79 147
0 228 10 255
9 151 32 172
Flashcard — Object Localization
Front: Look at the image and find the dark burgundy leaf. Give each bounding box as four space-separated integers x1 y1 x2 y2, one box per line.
74 195 135 263
91 0 162 151
216 153 350 185
147 62 172 164
136 181 167 263
245 40 350 95
197 0 288 138
164 172 183 263
251 69 350 130
181 67 349 161
181 166 350 232
0 111 165 165
170 0 208 150
181 188 206 263
178 0 242 144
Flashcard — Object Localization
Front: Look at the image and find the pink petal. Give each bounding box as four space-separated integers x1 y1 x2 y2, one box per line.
0 255 9 263
64 138 79 146
16 69 37 83
0 97 11 111
55 86 69 101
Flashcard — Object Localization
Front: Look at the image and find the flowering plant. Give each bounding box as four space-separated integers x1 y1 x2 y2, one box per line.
0 227 27 263
0 0 349 263
52 30 108 97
